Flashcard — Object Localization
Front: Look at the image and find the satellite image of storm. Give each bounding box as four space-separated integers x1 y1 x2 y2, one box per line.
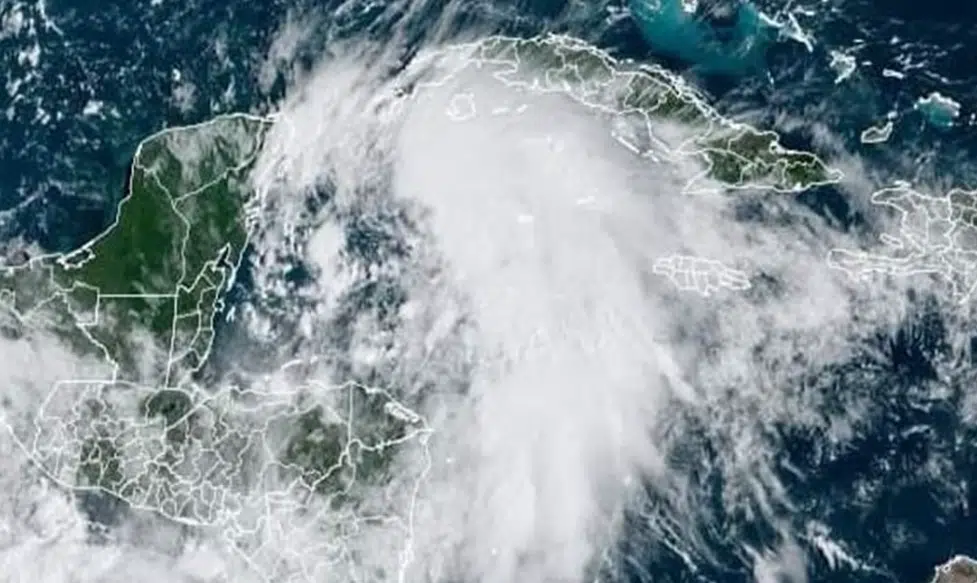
2 0 977 582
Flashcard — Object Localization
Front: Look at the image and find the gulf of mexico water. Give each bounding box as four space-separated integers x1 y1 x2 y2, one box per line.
2 1 977 583
3 0 975 247
0 0 607 251
0 0 300 250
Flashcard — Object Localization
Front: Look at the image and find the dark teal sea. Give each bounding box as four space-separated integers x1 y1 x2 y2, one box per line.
2 1 977 583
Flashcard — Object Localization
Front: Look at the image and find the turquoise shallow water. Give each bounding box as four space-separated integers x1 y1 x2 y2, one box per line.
2 1 977 583
628 0 774 75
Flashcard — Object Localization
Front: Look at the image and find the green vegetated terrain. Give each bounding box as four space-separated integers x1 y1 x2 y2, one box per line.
466 35 841 193
0 114 278 514
0 113 433 522
26 378 430 526
3 34 834 534
697 127 840 193
281 383 427 507
0 113 271 386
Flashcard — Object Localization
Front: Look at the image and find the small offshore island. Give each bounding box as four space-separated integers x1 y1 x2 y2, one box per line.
0 32 871 583
932 556 977 583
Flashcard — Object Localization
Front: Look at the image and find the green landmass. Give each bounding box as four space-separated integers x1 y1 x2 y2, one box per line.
281 384 426 504
0 113 435 522
0 113 271 385
283 405 352 497
9 30 833 534
78 437 126 491
445 34 842 193
141 388 195 444
0 32 849 572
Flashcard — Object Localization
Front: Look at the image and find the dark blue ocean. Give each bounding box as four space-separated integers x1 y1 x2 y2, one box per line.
2 1 977 582
4 0 976 249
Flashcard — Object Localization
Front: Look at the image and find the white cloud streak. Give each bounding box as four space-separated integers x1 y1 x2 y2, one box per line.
245 31 934 583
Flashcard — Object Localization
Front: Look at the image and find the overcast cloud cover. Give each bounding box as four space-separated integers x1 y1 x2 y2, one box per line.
0 2 964 582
